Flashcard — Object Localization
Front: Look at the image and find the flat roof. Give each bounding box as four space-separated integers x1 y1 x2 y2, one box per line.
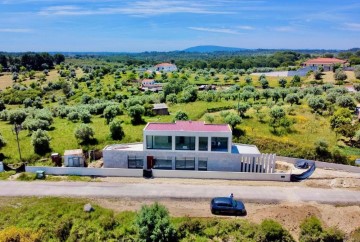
303 57 346 65
144 121 231 132
64 149 83 156
153 103 168 109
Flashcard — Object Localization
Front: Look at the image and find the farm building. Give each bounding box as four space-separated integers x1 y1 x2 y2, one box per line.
152 103 169 115
154 63 178 72
63 149 85 167
103 121 275 173
302 57 347 71
140 79 163 92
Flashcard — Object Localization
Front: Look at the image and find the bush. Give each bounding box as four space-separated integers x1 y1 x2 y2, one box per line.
174 111 189 121
299 216 344 242
67 111 80 122
256 219 295 242
0 99 5 112
31 129 51 154
334 69 347 81
109 119 125 140
22 118 50 132
0 133 6 148
0 226 42 242
135 202 177 242
74 124 95 144
128 104 145 124
104 105 121 124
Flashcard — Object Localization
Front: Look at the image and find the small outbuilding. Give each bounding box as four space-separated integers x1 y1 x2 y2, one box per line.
153 103 169 115
63 149 85 167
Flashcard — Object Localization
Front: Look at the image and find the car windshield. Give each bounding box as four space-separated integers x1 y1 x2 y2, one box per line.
232 200 237 207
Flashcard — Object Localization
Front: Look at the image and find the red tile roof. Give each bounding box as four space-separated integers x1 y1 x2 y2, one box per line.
144 121 231 132
155 63 176 67
303 57 347 65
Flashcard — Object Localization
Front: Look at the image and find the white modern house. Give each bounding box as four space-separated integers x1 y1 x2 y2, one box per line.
103 121 275 173
154 63 178 72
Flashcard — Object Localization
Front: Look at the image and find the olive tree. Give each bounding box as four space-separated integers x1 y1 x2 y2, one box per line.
224 113 242 130
128 104 145 124
109 119 125 140
74 124 95 144
31 129 51 154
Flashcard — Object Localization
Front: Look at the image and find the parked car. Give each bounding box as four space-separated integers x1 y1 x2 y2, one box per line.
210 197 247 216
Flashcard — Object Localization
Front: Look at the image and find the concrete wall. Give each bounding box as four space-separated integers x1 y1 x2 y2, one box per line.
103 149 262 171
25 166 143 177
0 162 3 172
152 169 290 181
277 156 360 173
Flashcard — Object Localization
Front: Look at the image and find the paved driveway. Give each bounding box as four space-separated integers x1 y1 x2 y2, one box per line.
0 181 359 204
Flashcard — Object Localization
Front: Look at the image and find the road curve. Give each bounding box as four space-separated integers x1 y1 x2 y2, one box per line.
0 181 359 204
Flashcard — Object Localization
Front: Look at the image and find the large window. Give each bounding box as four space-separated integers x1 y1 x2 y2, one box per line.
175 157 195 170
211 137 229 152
198 137 208 151
146 135 172 150
153 157 172 170
175 136 195 150
128 156 144 169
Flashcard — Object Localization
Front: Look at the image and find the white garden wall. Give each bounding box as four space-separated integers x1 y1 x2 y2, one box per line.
25 166 143 177
152 169 290 181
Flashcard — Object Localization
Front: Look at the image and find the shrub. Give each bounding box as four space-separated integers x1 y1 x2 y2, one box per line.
0 133 6 148
135 202 177 242
350 227 360 242
0 226 42 242
0 99 5 111
256 219 295 242
79 110 91 123
67 111 80 122
104 105 121 124
336 95 355 109
23 118 50 132
299 216 323 242
334 69 347 81
128 104 145 124
31 129 51 154
74 124 95 144
109 119 125 140
174 111 189 121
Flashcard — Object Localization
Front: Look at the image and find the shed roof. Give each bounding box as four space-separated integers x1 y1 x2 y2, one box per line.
144 121 231 132
64 149 83 156
153 103 168 110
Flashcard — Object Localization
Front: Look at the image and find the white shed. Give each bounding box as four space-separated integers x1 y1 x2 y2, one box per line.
64 149 85 167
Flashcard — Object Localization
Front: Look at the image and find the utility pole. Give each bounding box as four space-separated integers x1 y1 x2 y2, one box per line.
13 123 22 161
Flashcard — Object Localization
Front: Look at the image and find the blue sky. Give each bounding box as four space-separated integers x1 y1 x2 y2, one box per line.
0 0 360 52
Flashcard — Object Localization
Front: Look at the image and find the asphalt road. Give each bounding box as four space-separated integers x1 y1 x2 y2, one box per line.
0 181 360 204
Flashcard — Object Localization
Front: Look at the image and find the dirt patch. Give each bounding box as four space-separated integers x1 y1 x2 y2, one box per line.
91 197 360 241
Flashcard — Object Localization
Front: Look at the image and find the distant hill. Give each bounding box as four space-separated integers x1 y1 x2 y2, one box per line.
183 45 248 53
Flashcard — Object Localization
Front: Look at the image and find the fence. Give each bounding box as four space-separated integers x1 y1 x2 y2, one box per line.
277 156 360 173
240 154 276 173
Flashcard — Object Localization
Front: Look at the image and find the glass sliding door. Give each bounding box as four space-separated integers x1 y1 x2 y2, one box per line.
146 135 172 150
175 136 195 150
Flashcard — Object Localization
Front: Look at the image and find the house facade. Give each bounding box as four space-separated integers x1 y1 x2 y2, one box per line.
103 121 270 172
302 57 347 71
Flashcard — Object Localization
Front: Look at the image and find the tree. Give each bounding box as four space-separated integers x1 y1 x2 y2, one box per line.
136 203 177 242
308 96 326 114
224 113 242 130
278 78 287 88
314 70 322 80
256 219 295 242
109 119 125 140
74 124 95 144
290 75 301 87
330 108 352 131
315 139 331 160
174 111 189 121
8 109 27 124
54 53 65 64
245 75 252 85
237 103 250 117
0 99 6 111
285 93 299 106
31 129 51 154
269 106 288 132
259 77 269 89
104 105 121 124
334 69 347 81
128 104 145 124
336 95 355 109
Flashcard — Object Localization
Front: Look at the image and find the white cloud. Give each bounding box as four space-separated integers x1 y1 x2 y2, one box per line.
273 26 295 32
0 28 32 32
236 25 254 30
343 23 360 31
188 27 240 34
38 0 234 16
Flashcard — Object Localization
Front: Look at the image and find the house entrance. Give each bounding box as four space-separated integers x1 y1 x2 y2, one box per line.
147 156 154 169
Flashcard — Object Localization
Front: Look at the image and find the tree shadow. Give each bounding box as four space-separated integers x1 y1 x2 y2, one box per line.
233 128 246 138
79 138 98 146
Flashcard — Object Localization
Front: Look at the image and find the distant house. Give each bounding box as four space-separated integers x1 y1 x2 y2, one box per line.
153 103 169 115
63 149 85 167
140 79 163 92
154 63 178 72
302 58 347 71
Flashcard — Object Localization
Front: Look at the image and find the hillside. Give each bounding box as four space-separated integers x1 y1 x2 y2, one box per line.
183 45 248 53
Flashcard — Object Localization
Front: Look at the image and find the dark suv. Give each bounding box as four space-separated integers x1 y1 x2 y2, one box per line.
210 197 247 216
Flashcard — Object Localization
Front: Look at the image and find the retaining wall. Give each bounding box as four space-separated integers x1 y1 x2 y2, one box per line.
25 166 143 177
277 156 360 173
152 169 290 181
